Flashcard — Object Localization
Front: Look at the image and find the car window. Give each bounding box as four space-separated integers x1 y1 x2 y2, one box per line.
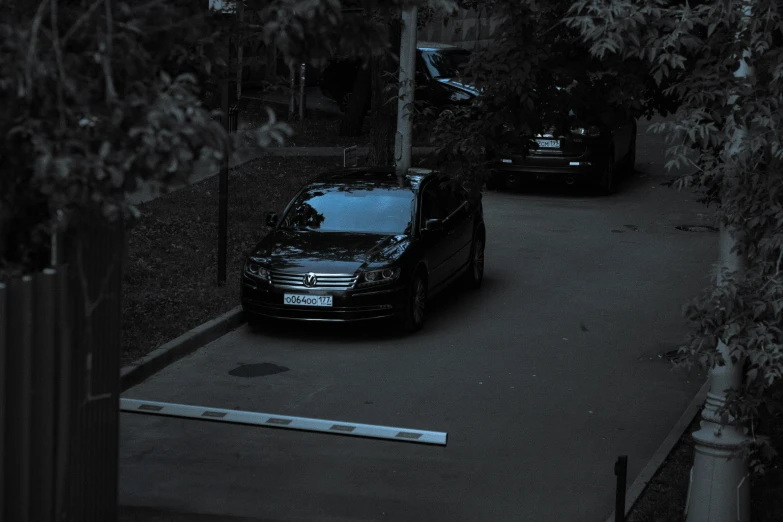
421 184 447 222
281 184 414 235
420 49 470 79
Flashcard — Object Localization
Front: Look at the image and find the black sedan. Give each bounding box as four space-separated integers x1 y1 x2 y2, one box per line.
318 42 478 112
489 105 637 194
241 167 486 332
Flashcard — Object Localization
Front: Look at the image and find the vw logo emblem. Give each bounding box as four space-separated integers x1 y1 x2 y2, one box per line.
303 272 318 288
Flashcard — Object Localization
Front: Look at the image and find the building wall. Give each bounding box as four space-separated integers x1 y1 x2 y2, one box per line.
418 8 505 50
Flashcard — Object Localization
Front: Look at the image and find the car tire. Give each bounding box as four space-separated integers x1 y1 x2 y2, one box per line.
244 309 264 328
624 133 637 175
598 150 616 195
485 172 503 191
401 270 427 333
464 232 485 289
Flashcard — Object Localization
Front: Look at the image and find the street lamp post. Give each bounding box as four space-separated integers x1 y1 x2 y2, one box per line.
685 2 754 521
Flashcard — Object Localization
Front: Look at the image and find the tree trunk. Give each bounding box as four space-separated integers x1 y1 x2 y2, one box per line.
367 15 402 165
338 65 372 136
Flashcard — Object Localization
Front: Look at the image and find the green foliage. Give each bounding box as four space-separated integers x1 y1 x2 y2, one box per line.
0 0 457 278
565 0 783 473
429 0 679 190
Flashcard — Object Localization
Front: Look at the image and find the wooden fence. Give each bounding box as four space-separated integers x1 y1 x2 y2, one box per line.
1 218 125 522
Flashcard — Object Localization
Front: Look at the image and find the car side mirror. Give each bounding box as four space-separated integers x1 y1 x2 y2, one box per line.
423 218 443 233
266 212 278 227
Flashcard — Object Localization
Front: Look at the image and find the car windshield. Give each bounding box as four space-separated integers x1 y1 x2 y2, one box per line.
280 184 415 235
421 49 470 79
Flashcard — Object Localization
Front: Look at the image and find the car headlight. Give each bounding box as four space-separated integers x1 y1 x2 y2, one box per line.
570 125 602 137
244 260 270 281
357 267 401 287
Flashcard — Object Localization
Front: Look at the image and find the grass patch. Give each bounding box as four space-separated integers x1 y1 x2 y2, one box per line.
627 409 783 522
121 155 342 366
239 106 435 148
625 415 698 522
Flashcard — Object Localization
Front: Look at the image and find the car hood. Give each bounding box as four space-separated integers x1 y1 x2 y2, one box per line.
436 78 481 97
250 230 411 273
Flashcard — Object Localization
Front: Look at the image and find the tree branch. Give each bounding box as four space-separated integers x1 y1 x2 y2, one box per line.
102 0 117 104
50 0 67 131
24 0 50 100
62 0 103 47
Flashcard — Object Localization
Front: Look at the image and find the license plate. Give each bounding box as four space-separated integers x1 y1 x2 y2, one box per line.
535 139 560 149
501 159 512 164
283 294 333 307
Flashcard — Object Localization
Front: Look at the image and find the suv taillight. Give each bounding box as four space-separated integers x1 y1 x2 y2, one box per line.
570 125 601 137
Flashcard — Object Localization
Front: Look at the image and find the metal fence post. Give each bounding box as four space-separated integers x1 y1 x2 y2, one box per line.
54 267 73 521
615 455 628 522
218 80 229 285
0 280 6 520
30 269 58 521
4 275 34 522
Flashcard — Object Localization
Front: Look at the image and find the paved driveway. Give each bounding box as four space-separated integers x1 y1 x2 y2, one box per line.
120 120 713 521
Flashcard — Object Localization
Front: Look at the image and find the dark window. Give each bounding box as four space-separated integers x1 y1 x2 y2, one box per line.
420 49 470 80
421 180 465 224
421 184 447 222
281 185 414 235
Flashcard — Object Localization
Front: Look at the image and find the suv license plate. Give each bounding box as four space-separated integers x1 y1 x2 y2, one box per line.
283 294 333 307
535 139 560 149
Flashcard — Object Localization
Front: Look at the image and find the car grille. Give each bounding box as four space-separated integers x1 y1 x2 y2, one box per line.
270 270 358 290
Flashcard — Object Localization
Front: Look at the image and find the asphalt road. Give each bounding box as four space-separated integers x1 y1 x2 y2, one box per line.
120 119 715 522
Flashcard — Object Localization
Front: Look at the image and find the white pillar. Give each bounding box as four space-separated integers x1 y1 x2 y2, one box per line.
685 2 753 521
395 5 417 180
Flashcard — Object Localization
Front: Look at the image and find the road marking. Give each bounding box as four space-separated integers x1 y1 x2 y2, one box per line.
120 398 447 446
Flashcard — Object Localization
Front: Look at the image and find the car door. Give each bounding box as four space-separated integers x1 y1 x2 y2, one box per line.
419 180 454 291
438 179 474 276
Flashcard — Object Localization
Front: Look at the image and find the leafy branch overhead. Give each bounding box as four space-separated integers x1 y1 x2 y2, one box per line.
0 0 457 278
428 0 681 187
563 0 783 472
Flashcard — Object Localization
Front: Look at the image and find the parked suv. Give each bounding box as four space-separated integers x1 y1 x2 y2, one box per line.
489 85 637 194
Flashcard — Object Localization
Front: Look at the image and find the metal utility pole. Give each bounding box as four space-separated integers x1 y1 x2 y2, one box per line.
299 63 307 120
217 79 229 286
235 0 244 100
394 5 417 180
288 60 297 120
685 2 753 521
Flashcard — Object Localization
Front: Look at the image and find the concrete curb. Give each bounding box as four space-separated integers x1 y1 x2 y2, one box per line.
605 377 711 522
120 306 245 392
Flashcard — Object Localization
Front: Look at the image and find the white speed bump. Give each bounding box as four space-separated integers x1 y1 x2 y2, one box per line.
120 398 447 446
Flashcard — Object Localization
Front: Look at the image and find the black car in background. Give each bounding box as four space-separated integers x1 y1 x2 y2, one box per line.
318 42 479 112
241 167 486 332
489 94 637 194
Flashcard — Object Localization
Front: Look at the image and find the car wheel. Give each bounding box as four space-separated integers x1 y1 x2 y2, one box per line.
464 232 485 289
485 172 503 191
624 133 637 175
598 150 616 195
401 271 427 332
244 309 264 328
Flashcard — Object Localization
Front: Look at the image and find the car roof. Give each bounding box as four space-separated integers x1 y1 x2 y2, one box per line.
417 41 465 52
315 166 437 190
